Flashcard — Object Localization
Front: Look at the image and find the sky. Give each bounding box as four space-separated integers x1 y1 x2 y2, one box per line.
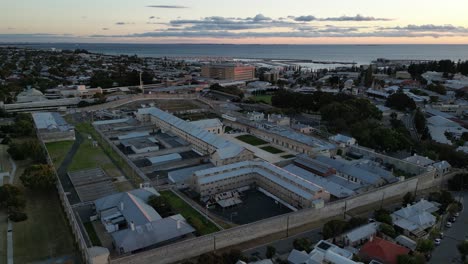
1 0 468 44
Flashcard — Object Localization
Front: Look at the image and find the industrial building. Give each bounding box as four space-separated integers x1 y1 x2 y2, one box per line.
136 107 254 166
32 112 75 142
191 161 330 209
201 64 255 81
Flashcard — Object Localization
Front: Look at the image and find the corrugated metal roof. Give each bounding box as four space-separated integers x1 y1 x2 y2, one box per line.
112 214 195 253
138 107 245 159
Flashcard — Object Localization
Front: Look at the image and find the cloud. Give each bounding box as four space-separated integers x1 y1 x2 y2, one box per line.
294 14 392 22
294 15 316 22
168 14 294 31
102 28 109 30
321 14 393 21
385 24 468 33
146 5 187 9
89 22 468 39
115 22 134 25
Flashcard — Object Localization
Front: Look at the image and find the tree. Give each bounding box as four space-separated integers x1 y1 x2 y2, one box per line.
379 223 397 238
0 184 26 210
9 210 28 222
147 195 172 216
386 92 416 111
447 203 460 215
458 241 468 261
417 239 434 254
397 253 426 264
322 220 348 239
374 209 393 225
293 238 312 252
266 245 276 259
403 192 415 206
221 249 246 264
20 164 56 189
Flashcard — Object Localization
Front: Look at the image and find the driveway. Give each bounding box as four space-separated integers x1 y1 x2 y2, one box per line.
430 191 467 264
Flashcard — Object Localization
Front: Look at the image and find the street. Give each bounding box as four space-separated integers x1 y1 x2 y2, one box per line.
402 112 420 142
430 192 467 264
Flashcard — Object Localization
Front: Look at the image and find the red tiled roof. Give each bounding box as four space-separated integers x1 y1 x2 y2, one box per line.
359 237 410 264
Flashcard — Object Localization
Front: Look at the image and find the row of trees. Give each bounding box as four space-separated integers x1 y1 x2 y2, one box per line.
408 60 468 77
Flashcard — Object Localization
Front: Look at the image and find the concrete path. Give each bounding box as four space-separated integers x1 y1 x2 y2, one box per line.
6 156 17 264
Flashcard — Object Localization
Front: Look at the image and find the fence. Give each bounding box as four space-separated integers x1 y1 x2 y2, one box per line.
92 124 150 184
39 137 91 263
110 175 434 264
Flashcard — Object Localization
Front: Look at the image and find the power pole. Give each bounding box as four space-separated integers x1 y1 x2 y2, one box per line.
139 71 143 95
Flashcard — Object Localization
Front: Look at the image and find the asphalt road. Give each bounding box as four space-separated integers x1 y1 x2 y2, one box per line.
401 112 420 142
430 191 467 264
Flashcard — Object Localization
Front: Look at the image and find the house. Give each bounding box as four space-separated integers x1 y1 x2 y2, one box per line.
94 188 195 254
358 237 410 264
287 240 356 264
391 199 440 237
396 71 412 79
329 134 357 147
341 222 380 247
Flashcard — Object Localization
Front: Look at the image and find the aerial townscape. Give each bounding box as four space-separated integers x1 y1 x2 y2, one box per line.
1 1 468 264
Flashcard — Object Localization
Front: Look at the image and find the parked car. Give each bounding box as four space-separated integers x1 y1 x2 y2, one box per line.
439 232 444 238
434 238 441 246
454 212 460 217
449 217 457 223
446 222 452 228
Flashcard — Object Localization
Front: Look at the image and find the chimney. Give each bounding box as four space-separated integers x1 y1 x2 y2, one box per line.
130 221 135 231
120 202 124 211
177 220 182 230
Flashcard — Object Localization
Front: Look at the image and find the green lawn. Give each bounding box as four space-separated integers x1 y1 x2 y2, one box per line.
160 190 220 235
236 135 268 146
252 95 272 104
260 146 284 154
74 123 141 185
68 137 114 173
84 222 102 247
281 154 296 159
13 190 76 263
45 141 74 168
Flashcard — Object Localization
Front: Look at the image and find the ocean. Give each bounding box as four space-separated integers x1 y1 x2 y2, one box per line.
5 43 468 65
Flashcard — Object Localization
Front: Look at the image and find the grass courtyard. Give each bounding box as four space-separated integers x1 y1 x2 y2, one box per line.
45 140 74 168
74 123 141 186
236 135 268 146
160 190 220 236
251 95 272 104
260 145 284 154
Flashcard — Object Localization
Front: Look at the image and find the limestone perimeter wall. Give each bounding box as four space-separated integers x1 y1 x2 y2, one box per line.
110 175 429 264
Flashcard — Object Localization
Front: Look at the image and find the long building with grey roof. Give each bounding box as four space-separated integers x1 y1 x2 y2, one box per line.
192 161 331 209
136 107 254 166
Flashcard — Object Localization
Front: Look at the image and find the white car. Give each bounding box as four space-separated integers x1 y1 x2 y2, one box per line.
434 238 441 246
454 212 460 217
446 222 452 228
